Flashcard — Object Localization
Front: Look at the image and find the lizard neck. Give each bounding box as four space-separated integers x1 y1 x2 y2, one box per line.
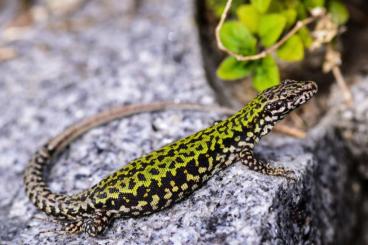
220 95 275 150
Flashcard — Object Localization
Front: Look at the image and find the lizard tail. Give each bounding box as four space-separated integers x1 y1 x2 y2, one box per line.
24 143 72 218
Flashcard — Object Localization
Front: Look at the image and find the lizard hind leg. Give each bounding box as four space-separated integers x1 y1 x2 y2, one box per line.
239 150 296 180
81 212 112 237
63 219 84 235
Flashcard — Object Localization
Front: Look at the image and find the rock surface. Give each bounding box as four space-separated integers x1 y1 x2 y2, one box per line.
0 0 365 244
335 80 368 178
334 79 368 245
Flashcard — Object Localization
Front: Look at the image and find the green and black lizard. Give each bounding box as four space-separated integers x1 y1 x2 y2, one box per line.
24 80 318 236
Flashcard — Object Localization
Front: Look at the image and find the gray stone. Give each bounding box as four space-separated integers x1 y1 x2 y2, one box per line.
0 0 364 244
333 80 368 245
334 80 368 179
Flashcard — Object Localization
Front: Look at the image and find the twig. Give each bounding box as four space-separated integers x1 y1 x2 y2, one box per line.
0 47 16 61
324 44 353 106
215 0 323 61
332 65 353 106
274 124 306 138
290 113 305 128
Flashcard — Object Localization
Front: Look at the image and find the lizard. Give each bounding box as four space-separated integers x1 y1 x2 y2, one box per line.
24 79 318 236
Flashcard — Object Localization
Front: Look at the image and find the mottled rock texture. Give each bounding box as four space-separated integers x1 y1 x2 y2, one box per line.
334 80 368 245
335 80 368 178
0 0 365 244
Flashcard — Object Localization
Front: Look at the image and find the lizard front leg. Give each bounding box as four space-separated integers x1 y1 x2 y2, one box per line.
238 149 296 180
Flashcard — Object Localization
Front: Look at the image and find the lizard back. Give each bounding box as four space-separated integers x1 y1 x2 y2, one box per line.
85 98 266 217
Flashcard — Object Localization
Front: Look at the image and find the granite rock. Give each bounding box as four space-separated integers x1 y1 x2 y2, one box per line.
334 79 368 179
333 79 368 245
0 0 363 244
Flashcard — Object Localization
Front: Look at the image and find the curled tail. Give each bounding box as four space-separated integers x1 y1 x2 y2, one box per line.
24 143 73 219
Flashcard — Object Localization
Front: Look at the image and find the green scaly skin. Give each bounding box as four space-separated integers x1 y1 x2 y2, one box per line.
24 80 318 236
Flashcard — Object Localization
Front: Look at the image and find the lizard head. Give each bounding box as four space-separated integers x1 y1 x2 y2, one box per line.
262 80 318 120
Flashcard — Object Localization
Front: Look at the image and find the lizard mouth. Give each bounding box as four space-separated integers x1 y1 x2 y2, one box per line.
292 81 318 106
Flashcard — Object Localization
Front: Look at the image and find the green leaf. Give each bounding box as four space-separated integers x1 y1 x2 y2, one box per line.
206 0 244 18
220 21 257 55
277 35 304 62
250 0 271 14
268 0 298 12
329 1 349 25
298 27 313 48
237 4 260 33
252 56 280 92
217 56 254 80
282 9 297 28
283 0 299 8
304 0 325 10
268 0 284 12
296 2 308 19
259 14 286 47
